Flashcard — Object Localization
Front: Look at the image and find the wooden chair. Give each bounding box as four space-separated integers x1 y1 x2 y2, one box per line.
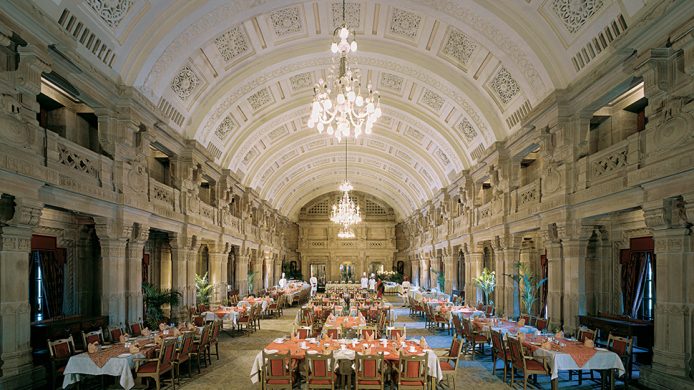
236 307 254 334
355 352 385 390
81 329 105 348
359 326 378 340
535 317 548 331
430 307 451 334
262 351 293 389
47 336 78 389
323 326 340 339
571 327 599 383
306 351 336 389
208 320 222 360
129 321 144 337
462 318 488 358
436 335 464 390
173 331 195 384
507 335 550 390
295 326 313 339
253 304 263 330
190 325 211 372
109 326 124 343
607 333 634 389
135 336 177 390
485 305 494 317
490 329 511 382
396 353 428 390
451 314 464 339
387 327 406 340
519 314 531 325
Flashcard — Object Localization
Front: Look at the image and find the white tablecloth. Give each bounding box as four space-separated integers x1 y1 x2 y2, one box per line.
532 347 625 380
63 351 145 390
202 310 240 326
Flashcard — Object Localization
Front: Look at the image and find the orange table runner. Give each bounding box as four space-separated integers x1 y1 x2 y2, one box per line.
264 339 427 361
87 343 156 368
523 336 597 367
324 316 366 329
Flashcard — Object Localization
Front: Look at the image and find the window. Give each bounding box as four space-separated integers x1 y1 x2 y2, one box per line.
638 255 655 320
32 252 45 321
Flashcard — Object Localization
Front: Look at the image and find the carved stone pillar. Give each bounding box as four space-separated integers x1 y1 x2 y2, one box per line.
185 242 201 306
420 256 430 290
640 198 694 388
273 256 282 287
559 223 593 334
170 234 195 307
499 235 521 318
543 227 563 330
443 253 456 294
0 198 42 384
126 224 149 324
94 219 131 326
237 253 249 296
410 258 420 288
469 250 484 305
208 245 226 303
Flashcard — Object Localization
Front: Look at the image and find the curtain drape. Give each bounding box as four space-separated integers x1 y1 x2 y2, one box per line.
621 251 649 318
540 254 548 317
31 249 65 319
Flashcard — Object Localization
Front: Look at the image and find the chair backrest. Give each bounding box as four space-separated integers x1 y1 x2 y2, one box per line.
324 327 339 339
389 327 406 340
211 320 221 340
607 333 633 358
306 352 334 381
578 327 598 342
476 303 484 310
462 318 473 338
297 326 311 339
451 315 463 337
506 336 526 372
448 336 463 359
490 329 506 360
82 329 103 346
360 327 377 340
520 314 531 325
398 353 427 383
178 332 195 360
48 336 76 359
199 324 211 345
160 337 177 367
356 352 383 381
129 322 142 336
263 351 291 382
535 317 548 331
485 305 494 316
192 315 204 327
109 326 123 342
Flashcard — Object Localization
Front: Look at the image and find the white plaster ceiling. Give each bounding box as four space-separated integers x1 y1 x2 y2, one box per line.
41 0 643 220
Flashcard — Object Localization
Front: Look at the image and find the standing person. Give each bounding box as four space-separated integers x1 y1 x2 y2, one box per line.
368 273 376 291
376 278 385 299
401 276 411 293
278 272 287 289
309 273 318 296
360 272 369 289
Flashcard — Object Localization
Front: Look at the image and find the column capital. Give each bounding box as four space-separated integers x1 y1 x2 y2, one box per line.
0 197 43 228
494 234 521 251
94 217 132 241
643 197 689 231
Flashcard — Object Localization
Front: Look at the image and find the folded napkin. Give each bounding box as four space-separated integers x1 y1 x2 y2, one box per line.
541 341 553 350
172 328 180 336
290 333 298 342
129 344 140 354
363 345 373 355
517 318 526 327
154 335 163 345
419 336 429 349
119 334 127 343
187 322 196 331
87 342 99 354
555 331 564 339
159 323 167 331
141 328 151 337
366 331 374 341
584 338 595 348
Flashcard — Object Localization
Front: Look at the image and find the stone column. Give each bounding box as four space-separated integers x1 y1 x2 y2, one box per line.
543 228 564 330
498 234 521 318
273 256 282 286
420 256 430 289
443 251 456 294
0 198 42 385
411 258 420 287
94 218 131 326
170 233 195 306
640 198 694 388
469 249 484 305
237 251 249 296
559 222 593 334
126 224 149 324
208 245 226 303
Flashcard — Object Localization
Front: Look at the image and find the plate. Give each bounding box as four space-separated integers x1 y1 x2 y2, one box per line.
594 347 608 351
101 345 112 349
117 353 131 358
306 350 318 355
264 349 279 354
383 351 390 356
144 343 156 347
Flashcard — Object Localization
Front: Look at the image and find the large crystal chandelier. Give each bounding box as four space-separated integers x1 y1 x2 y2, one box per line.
306 0 381 142
337 225 355 239
330 139 362 228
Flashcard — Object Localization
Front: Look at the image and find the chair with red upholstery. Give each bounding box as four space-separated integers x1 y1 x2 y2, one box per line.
396 353 428 390
519 314 531 325
81 328 105 348
608 333 634 388
436 335 464 389
359 326 378 340
462 318 488 358
47 336 78 389
507 335 550 390
387 327 406 340
571 327 599 383
135 336 177 390
129 321 144 336
485 305 494 317
490 329 511 382
296 325 313 339
109 326 124 343
208 320 222 360
355 352 385 390
535 317 548 331
451 315 464 339
306 351 336 389
191 324 211 372
262 351 293 389
324 326 340 339
173 331 195 383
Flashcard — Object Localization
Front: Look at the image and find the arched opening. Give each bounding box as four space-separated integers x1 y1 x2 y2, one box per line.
197 245 209 277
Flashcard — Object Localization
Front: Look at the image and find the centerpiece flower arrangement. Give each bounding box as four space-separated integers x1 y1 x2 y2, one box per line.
473 268 496 305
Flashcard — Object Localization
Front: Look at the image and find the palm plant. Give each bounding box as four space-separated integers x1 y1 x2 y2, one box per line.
195 272 213 305
247 270 256 295
431 269 446 291
142 283 182 329
473 267 496 305
505 261 546 315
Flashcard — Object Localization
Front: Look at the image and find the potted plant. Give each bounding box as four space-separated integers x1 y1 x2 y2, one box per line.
473 267 496 305
505 261 546 315
195 272 213 305
247 270 256 295
431 269 445 291
142 283 182 329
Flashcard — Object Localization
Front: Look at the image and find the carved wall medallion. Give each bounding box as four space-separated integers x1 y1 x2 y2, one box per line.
388 7 422 41
269 5 304 38
215 114 239 140
289 72 314 92
214 25 252 63
171 65 201 101
488 66 521 105
86 0 133 29
379 72 404 93
440 27 477 68
550 0 604 34
455 118 478 143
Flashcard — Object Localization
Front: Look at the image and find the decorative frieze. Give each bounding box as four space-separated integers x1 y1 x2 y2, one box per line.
289 72 314 92
214 25 252 63
86 0 133 29
380 73 404 93
550 0 604 34
247 88 275 111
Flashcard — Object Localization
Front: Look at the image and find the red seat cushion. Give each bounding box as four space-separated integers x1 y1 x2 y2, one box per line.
400 380 425 386
440 361 455 371
266 379 291 384
53 343 71 359
308 378 334 385
358 379 382 385
138 362 171 373
524 359 545 372
473 335 488 343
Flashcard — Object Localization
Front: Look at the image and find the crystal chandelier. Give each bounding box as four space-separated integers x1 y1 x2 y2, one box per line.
306 0 381 142
337 225 355 239
330 139 362 227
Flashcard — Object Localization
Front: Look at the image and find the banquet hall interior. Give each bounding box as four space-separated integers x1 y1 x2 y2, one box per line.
0 0 693 389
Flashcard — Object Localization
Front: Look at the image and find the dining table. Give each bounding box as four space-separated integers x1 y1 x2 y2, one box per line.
323 315 367 329
250 337 443 385
202 306 247 327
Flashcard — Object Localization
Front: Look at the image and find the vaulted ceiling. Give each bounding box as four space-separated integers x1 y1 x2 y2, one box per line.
29 0 642 220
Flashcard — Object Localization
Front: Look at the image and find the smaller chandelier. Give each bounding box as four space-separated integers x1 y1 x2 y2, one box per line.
306 0 381 142
330 182 362 226
337 225 355 239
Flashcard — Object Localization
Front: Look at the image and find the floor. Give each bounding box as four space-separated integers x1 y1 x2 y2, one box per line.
106 295 642 389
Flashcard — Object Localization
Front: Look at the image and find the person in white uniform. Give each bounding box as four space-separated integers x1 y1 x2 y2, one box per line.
360 272 369 289
278 272 287 289
368 273 376 291
309 274 318 296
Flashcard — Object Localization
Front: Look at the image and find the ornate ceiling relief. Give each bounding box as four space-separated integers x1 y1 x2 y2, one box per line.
215 114 239 140
214 25 252 63
419 89 445 112
488 66 521 105
87 0 133 29
439 27 478 69
379 73 404 93
170 65 201 102
455 118 478 144
388 8 422 41
331 1 361 30
289 72 314 92
268 125 290 142
247 88 275 111
551 0 605 34
269 5 304 38
242 148 259 166
435 149 450 166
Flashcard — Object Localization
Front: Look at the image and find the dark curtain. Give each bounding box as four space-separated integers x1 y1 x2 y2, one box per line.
621 251 649 318
540 253 548 317
142 253 150 285
31 249 65 319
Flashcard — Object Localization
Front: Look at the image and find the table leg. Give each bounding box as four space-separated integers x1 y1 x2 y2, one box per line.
610 368 615 390
551 377 558 390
